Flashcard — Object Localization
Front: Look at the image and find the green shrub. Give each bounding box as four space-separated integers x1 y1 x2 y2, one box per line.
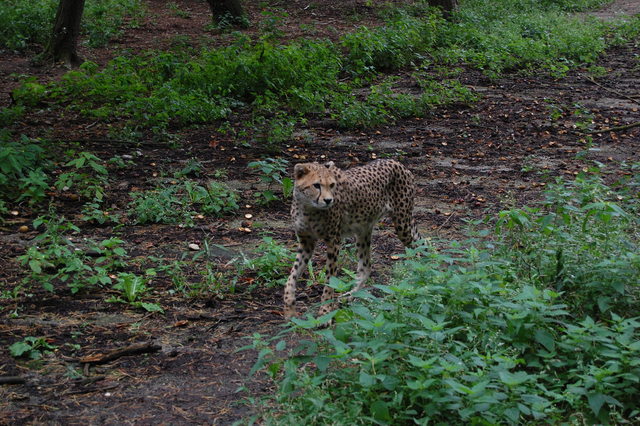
0 0 56 50
128 179 238 225
54 151 109 202
0 134 49 205
241 236 295 288
12 77 47 106
495 173 640 317
48 37 342 136
0 0 144 50
83 0 145 48
341 12 442 76
184 180 239 216
248 158 293 204
247 172 640 424
0 106 25 127
335 76 477 128
33 0 638 139
128 185 190 225
17 215 128 293
438 0 610 75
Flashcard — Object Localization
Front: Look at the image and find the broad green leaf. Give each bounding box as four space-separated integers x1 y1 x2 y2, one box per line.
28 259 42 274
588 392 605 416
370 400 391 422
139 302 164 313
504 407 520 423
9 341 32 357
359 371 375 387
446 379 473 395
275 340 286 351
499 371 530 386
534 329 555 351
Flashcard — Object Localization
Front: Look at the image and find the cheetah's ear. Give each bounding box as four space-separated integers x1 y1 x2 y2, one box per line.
324 161 335 168
294 163 311 180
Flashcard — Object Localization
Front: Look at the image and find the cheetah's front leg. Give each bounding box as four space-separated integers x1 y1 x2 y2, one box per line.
284 236 315 319
318 238 341 317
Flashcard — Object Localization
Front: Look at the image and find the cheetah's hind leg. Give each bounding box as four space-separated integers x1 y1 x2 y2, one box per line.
339 228 373 301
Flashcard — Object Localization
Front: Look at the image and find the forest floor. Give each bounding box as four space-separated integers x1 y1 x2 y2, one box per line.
1 0 639 424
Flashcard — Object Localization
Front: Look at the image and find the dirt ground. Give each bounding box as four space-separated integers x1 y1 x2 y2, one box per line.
1 0 639 424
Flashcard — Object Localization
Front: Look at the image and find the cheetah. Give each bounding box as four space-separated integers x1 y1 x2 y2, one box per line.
283 159 421 319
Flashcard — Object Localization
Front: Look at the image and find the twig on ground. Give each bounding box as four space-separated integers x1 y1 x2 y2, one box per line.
80 342 161 365
583 74 640 106
0 376 26 385
588 121 640 134
62 383 119 396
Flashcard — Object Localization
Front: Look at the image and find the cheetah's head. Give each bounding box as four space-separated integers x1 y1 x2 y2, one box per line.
293 161 338 209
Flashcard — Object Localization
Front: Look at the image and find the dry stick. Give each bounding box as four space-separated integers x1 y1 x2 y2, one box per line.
583 74 640 106
581 74 640 134
0 376 26 385
62 384 119 396
80 342 161 365
587 121 640 134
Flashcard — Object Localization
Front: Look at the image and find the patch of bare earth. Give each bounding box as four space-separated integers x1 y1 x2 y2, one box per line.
1 0 639 423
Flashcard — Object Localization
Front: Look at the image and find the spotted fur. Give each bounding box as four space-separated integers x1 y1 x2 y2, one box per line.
283 159 421 319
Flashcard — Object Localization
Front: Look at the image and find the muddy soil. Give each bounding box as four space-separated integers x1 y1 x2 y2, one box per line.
1 0 639 424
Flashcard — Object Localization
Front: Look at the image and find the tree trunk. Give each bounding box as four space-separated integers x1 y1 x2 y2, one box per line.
43 0 85 66
428 0 458 18
205 0 247 26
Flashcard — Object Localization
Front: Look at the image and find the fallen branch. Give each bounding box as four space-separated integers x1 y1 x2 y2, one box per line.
74 375 106 386
583 74 640 106
588 121 640 134
80 342 161 365
0 376 26 385
62 384 119 396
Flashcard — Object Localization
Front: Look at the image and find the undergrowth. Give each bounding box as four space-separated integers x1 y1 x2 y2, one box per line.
128 179 239 225
12 0 636 141
0 0 144 50
245 170 640 424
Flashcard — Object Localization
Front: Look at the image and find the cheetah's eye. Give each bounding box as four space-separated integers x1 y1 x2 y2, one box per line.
313 183 321 189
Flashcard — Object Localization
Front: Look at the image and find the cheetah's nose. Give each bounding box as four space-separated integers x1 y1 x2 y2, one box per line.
324 198 333 205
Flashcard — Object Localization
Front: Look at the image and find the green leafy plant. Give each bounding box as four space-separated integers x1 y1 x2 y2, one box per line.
495 172 640 317
173 158 203 178
12 77 46 106
0 0 57 49
241 236 295 288
167 1 190 19
0 105 25 127
0 0 144 50
18 215 128 293
334 76 476 128
9 336 57 360
199 262 241 298
248 158 292 204
183 180 239 216
246 171 640 424
81 202 121 225
108 272 163 313
129 179 238 225
54 151 109 202
0 134 49 205
128 185 189 225
571 104 595 131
